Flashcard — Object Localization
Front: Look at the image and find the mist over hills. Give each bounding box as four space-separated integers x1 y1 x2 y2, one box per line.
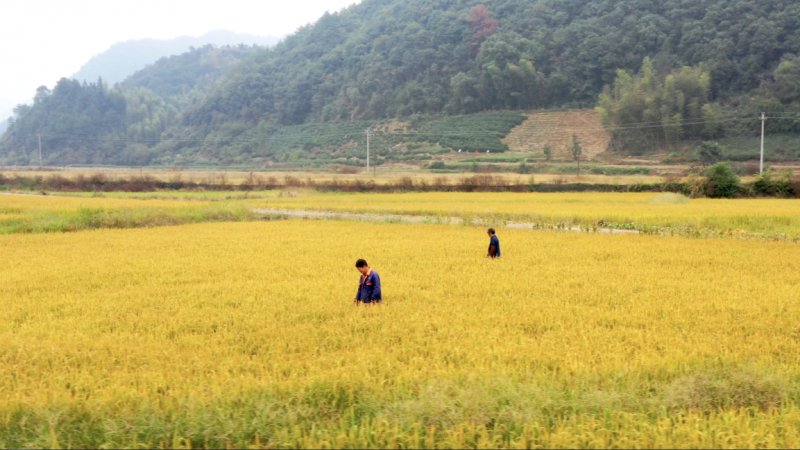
72 30 280 85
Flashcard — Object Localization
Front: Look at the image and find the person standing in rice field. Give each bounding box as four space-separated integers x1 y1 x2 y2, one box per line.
355 259 382 305
487 228 501 258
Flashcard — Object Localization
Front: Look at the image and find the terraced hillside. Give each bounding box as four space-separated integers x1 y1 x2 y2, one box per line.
503 110 611 160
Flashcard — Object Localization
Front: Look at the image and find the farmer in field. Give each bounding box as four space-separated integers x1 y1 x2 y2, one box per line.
487 228 501 258
355 259 382 304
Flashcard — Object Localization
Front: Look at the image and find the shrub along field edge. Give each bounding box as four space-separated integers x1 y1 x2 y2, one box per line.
1 170 798 197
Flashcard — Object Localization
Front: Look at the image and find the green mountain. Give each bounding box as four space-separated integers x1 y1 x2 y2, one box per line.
121 44 260 108
3 0 800 166
0 45 260 166
184 0 800 125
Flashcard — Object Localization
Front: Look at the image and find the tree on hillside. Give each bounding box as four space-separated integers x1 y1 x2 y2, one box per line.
467 4 499 45
446 32 543 113
569 134 582 176
697 141 723 167
597 58 713 154
0 78 127 165
771 55 800 104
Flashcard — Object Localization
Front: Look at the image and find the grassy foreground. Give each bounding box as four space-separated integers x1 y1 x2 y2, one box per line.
0 194 254 233
3 191 800 239
2 220 800 448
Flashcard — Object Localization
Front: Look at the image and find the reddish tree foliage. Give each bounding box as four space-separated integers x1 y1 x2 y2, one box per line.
467 4 499 42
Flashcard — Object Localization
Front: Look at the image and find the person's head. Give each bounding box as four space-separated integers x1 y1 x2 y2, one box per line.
355 258 370 275
487 228 496 236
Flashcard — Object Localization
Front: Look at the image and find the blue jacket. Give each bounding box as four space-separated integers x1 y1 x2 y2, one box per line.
356 270 382 302
488 235 501 258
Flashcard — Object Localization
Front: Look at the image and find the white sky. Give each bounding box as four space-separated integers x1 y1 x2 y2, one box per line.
0 0 360 120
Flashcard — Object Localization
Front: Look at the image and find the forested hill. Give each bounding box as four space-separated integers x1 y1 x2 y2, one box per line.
185 0 800 127
121 45 260 105
2 0 800 166
0 46 259 165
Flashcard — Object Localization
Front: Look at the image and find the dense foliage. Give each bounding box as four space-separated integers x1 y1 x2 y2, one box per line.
0 46 257 165
121 45 260 108
0 79 127 165
185 0 800 127
597 58 715 154
3 0 800 165
599 55 800 154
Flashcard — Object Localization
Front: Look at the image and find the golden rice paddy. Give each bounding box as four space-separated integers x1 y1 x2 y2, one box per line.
1 192 799 448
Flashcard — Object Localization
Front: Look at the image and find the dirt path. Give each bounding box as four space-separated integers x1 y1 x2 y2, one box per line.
252 208 640 235
0 191 52 197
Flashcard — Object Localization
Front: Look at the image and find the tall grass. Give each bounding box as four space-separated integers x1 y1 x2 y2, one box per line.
0 203 255 234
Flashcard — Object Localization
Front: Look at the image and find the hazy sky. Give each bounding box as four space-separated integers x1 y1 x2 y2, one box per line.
0 0 360 120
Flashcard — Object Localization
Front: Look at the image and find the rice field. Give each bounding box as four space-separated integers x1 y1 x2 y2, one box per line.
255 191 800 239
48 190 800 239
1 192 800 448
0 193 251 234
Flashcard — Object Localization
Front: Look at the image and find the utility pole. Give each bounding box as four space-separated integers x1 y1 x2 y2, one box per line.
37 133 43 168
365 128 372 175
759 112 766 174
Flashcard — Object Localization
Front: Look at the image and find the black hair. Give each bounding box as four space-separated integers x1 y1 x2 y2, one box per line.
355 259 369 268
487 228 496 235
